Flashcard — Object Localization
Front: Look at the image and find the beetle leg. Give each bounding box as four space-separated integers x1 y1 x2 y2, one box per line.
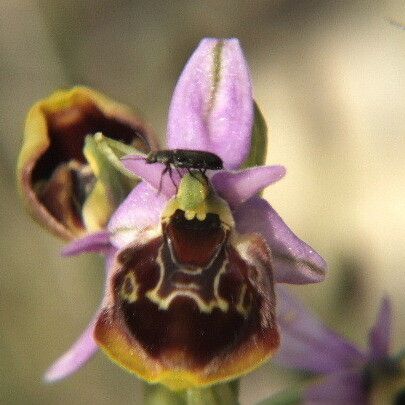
168 165 178 192
157 165 170 195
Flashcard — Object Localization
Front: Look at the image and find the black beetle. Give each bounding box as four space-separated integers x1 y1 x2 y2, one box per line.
146 149 223 172
146 149 223 192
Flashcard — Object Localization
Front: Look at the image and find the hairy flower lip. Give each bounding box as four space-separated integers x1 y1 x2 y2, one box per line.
60 162 326 386
17 86 158 240
95 307 280 390
94 204 280 390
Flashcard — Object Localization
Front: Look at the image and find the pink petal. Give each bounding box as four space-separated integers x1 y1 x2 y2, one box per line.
275 287 367 374
44 319 98 382
108 181 168 249
62 231 111 256
122 155 180 197
167 38 253 169
234 197 327 284
368 296 392 361
212 165 286 209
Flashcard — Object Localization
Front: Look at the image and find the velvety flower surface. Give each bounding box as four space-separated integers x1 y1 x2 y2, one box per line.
274 288 405 405
53 38 327 390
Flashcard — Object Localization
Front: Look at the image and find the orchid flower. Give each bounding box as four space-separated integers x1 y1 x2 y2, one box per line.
261 288 405 405
17 86 158 240
44 38 327 392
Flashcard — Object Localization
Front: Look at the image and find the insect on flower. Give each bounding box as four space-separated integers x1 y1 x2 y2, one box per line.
146 149 223 191
28 38 327 391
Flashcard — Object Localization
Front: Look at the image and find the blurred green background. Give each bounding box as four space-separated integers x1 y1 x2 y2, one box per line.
1 1 405 404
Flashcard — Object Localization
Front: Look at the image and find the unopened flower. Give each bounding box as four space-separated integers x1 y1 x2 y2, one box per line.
55 38 327 390
17 86 158 239
271 288 405 405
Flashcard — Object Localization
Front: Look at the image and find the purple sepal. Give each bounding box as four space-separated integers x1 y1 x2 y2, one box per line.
368 296 392 361
234 197 327 284
62 231 111 256
304 370 367 405
108 181 168 249
122 156 180 197
212 165 286 209
275 287 367 374
44 319 98 383
167 38 253 169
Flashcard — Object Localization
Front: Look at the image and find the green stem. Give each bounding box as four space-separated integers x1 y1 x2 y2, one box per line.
144 380 240 405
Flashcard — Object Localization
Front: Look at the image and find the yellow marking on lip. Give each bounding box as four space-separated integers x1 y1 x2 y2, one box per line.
236 284 252 318
195 209 207 221
120 272 139 303
95 315 280 391
212 260 229 312
184 210 196 220
146 246 229 314
178 266 203 275
172 282 200 291
183 209 206 222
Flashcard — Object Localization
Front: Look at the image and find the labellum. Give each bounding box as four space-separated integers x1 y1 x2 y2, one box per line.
95 173 280 390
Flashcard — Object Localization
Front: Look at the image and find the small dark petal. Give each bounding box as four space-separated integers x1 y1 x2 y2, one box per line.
32 100 152 184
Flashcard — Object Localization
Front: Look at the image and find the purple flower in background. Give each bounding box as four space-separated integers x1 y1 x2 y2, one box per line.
274 288 405 404
41 38 327 389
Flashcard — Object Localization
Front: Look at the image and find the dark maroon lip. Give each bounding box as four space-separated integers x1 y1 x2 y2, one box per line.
103 207 278 370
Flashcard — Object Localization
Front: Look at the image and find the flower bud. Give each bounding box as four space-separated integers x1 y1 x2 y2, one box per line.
17 86 158 240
